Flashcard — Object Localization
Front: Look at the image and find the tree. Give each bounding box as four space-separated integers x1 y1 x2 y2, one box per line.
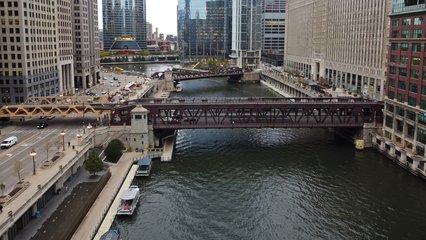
105 139 125 163
84 151 104 176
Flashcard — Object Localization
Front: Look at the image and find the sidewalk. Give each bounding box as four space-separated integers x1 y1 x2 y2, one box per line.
71 152 142 240
16 168 96 240
0 132 93 237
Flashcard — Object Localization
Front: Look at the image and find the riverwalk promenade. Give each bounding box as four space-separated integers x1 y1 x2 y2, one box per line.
72 152 142 240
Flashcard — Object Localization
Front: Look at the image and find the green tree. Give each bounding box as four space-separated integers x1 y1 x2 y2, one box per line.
141 50 150 56
84 151 104 176
105 139 125 163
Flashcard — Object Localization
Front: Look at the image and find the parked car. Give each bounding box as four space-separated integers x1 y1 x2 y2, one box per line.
113 77 118 80
46 116 55 120
101 90 107 95
37 122 48 129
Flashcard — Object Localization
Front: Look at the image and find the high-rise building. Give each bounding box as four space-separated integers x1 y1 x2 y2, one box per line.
262 0 286 54
0 0 76 104
284 0 391 100
177 0 232 58
103 0 147 50
72 0 101 90
147 22 153 40
231 0 263 68
384 0 426 157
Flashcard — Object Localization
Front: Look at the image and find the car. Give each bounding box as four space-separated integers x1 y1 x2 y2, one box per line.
103 77 108 80
110 80 114 83
1 136 18 149
39 116 46 119
101 90 107 95
87 98 93 103
113 77 118 80
46 116 55 120
110 83 114 87
37 122 48 129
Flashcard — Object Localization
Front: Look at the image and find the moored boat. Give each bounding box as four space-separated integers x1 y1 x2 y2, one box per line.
135 157 152 177
117 185 140 216
100 228 121 240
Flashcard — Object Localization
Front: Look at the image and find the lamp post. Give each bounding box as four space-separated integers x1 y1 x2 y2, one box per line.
60 130 66 151
30 149 37 175
83 121 86 134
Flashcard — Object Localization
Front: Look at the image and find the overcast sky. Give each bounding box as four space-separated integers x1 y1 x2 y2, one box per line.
98 0 178 35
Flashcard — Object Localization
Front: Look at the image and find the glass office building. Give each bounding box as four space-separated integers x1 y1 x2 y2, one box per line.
103 0 147 50
178 0 232 58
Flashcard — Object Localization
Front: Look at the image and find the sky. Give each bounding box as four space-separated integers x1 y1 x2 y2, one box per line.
98 0 178 35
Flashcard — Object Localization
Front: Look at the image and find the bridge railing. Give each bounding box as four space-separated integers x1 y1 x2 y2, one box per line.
135 97 377 105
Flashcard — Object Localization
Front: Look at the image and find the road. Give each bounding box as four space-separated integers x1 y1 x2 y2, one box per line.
0 117 96 194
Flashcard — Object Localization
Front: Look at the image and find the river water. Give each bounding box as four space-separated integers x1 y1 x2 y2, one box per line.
114 64 426 240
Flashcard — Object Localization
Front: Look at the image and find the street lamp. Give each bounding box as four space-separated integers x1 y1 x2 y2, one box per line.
30 149 37 175
60 130 66 151
83 121 86 134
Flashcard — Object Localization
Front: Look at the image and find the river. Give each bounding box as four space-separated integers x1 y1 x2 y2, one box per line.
112 64 426 240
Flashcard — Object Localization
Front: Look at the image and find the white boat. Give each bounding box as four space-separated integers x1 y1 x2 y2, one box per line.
117 185 140 216
176 86 183 92
135 157 152 177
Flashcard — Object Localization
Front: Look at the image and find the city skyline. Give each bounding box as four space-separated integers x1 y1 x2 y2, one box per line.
98 0 178 35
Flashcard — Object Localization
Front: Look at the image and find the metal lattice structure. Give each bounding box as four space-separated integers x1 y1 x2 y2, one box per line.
0 96 112 119
151 67 243 81
127 97 384 129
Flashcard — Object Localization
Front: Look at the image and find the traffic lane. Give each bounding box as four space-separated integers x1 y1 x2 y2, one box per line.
0 127 81 193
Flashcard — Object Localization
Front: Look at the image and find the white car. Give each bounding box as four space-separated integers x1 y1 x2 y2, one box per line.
101 90 107 95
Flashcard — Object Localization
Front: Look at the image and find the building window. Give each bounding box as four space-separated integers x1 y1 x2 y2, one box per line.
389 79 396 87
392 19 400 26
414 17 423 25
392 30 399 38
397 93 405 102
414 29 423 38
400 55 409 64
403 18 411 26
422 86 426 95
407 110 416 121
421 100 426 110
399 67 407 76
385 116 393 128
401 30 410 38
390 66 397 75
388 91 395 99
408 96 417 106
412 43 421 52
391 43 398 51
401 43 409 51
417 128 426 144
398 80 406 90
391 55 398 63
412 57 421 65
409 82 418 93
410 69 419 79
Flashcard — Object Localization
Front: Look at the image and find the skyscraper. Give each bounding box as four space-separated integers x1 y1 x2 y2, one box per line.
383 0 426 158
73 0 101 90
284 0 391 101
146 22 153 40
177 0 232 58
0 0 75 104
103 0 147 50
231 0 263 68
262 0 286 54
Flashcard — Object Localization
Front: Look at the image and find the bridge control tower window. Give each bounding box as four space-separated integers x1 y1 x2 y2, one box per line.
135 115 142 119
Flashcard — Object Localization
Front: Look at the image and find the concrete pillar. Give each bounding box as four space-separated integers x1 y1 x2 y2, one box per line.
411 158 420 171
380 139 386 151
31 203 38 217
380 78 385 101
390 144 396 157
400 149 407 163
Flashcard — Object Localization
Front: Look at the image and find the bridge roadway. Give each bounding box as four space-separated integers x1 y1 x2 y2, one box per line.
151 67 243 81
122 97 384 129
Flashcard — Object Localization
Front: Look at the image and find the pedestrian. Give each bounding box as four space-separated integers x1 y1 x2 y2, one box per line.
72 145 75 150
68 142 70 147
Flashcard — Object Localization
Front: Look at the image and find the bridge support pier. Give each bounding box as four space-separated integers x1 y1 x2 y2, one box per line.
354 123 382 150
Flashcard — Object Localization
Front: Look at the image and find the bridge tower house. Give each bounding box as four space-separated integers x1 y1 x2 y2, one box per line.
130 106 155 152
164 70 175 91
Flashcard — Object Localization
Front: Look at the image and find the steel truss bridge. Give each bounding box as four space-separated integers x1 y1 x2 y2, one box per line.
151 67 243 81
112 97 384 129
0 96 112 119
